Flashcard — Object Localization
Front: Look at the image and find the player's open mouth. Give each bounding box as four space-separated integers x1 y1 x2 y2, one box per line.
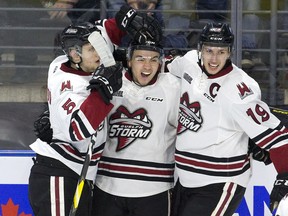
141 72 151 77
209 63 219 69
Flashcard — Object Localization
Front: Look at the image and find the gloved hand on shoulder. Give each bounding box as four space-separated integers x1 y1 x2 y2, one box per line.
163 49 185 72
87 62 123 104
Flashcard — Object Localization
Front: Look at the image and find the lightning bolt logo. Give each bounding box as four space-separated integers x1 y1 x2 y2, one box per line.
109 106 152 151
177 92 203 134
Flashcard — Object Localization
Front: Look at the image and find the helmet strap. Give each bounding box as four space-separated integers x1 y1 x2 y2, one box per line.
67 46 84 70
68 56 83 71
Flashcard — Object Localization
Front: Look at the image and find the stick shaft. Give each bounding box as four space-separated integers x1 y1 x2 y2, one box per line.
88 31 116 67
69 141 93 216
69 30 116 216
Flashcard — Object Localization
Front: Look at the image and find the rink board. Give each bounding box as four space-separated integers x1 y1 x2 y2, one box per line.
0 150 277 216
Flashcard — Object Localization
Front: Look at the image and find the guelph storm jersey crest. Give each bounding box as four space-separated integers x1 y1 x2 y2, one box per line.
109 105 152 151
178 92 203 134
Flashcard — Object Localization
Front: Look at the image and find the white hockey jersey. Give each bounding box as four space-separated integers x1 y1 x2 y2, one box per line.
30 19 125 182
169 50 288 188
30 55 113 181
95 71 180 197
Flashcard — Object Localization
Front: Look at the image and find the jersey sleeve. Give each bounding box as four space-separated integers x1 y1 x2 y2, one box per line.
229 80 288 174
69 91 113 141
94 18 126 48
168 50 199 78
48 63 113 142
167 55 182 78
103 18 126 46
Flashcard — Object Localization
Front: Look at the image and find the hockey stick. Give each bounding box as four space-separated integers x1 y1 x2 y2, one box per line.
69 137 94 216
269 106 288 127
88 31 116 67
269 106 288 115
69 31 116 216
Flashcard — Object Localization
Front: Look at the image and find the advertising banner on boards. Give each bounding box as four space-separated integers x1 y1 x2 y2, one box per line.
0 150 277 216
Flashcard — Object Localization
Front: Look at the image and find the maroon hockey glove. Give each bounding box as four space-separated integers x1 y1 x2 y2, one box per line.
87 62 123 104
115 5 162 44
270 173 288 213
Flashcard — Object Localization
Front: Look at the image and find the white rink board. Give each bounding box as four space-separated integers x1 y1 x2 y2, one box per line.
0 150 35 184
0 150 278 216
233 161 276 216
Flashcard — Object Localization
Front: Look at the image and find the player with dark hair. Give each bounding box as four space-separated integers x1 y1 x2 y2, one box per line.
168 22 288 215
29 6 165 216
92 19 180 216
29 7 164 216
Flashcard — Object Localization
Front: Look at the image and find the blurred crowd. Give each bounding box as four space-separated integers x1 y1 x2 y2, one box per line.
0 0 287 84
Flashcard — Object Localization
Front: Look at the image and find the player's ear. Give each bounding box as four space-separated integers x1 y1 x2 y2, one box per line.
69 49 81 63
127 60 132 68
227 52 232 59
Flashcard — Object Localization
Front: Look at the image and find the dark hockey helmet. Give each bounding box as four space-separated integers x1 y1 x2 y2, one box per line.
60 22 98 55
198 22 234 50
127 37 163 61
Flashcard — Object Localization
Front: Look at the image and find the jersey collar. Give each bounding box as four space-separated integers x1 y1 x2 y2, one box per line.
201 60 233 79
60 62 93 76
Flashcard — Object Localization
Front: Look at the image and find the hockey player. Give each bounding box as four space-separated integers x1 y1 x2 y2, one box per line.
28 21 123 216
92 35 180 215
168 22 288 215
29 7 163 216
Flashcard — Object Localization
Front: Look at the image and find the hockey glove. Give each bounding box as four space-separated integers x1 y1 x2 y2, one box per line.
34 106 53 144
248 139 272 165
87 62 123 104
115 5 162 44
113 48 128 67
164 49 185 72
270 173 288 213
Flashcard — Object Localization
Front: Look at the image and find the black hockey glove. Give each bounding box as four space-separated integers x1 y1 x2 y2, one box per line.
87 62 123 104
113 48 128 68
270 173 288 213
115 5 162 44
34 106 53 144
248 139 272 165
164 49 185 72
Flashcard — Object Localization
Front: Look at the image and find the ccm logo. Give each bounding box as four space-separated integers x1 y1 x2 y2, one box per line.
146 97 163 102
121 9 136 28
275 179 288 186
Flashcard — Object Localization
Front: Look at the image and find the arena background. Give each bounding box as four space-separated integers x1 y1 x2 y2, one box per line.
0 0 288 215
